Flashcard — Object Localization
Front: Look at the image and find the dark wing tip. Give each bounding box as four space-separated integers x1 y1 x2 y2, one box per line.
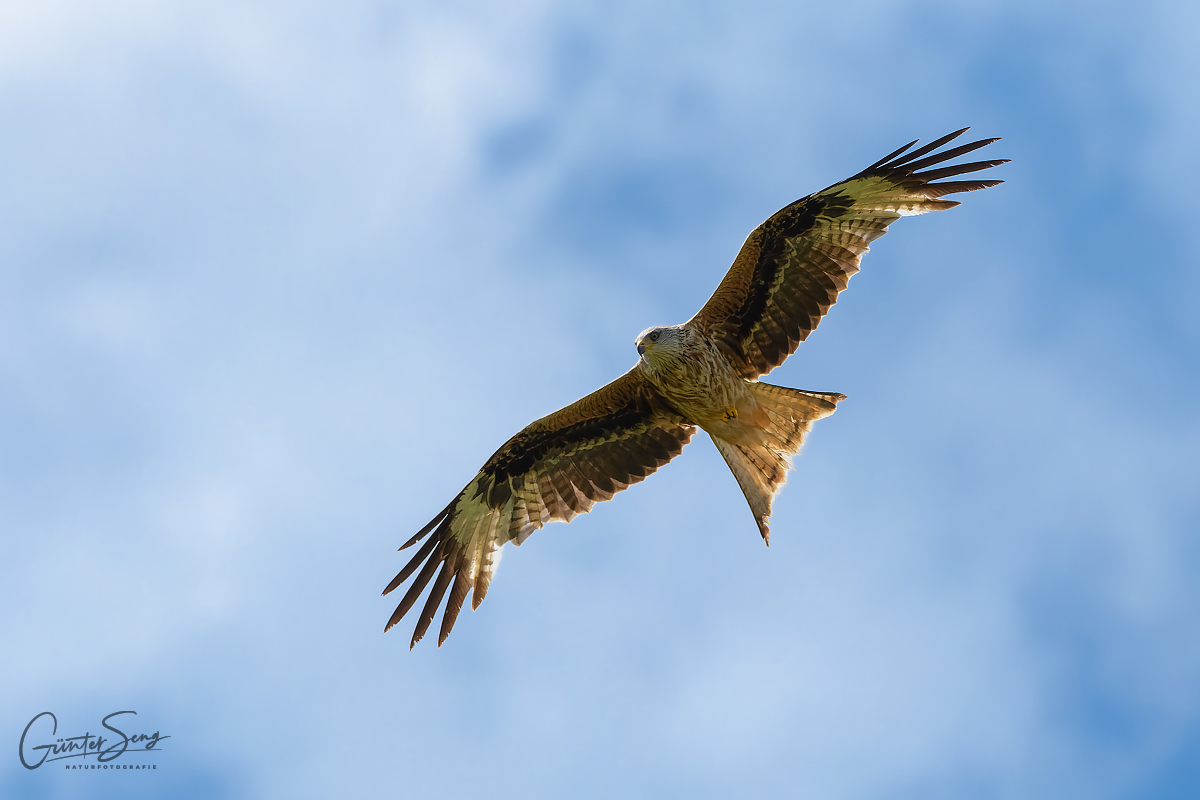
913 158 1009 185
862 130 1005 182
382 530 440 597
398 499 456 551
899 138 1003 174
409 556 457 647
883 128 972 169
438 570 473 646
850 131 1007 205
386 491 486 647
920 178 1005 200
384 506 457 638
864 137 921 171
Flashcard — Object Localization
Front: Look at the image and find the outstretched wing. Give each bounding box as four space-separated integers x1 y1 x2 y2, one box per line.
688 129 1006 379
384 368 696 648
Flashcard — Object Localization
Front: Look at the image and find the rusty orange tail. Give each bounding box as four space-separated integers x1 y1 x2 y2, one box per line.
710 383 844 542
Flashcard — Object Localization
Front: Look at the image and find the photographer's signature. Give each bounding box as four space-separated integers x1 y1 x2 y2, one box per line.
19 711 169 769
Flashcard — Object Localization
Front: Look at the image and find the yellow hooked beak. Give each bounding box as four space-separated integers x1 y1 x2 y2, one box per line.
637 341 652 356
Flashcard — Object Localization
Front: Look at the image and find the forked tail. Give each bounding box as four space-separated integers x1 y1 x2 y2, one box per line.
711 382 844 543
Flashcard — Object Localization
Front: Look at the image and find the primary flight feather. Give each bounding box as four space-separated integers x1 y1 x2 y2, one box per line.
385 128 1006 648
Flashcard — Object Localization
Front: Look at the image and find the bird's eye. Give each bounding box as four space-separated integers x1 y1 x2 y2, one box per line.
649 331 660 341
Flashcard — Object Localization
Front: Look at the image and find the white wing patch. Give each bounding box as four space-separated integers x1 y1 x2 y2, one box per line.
820 176 937 217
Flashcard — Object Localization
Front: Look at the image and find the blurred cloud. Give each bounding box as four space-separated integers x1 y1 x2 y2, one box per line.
2 1 1198 798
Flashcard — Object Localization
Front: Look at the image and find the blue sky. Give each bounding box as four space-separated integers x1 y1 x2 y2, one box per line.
2 1 1198 798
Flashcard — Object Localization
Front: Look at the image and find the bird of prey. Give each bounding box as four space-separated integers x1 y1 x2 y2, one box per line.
385 129 1005 648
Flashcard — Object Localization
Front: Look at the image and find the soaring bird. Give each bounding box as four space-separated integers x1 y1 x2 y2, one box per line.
385 129 1005 647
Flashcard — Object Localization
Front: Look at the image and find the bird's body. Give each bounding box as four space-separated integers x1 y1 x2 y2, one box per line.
385 129 1007 647
636 325 750 435
633 323 842 526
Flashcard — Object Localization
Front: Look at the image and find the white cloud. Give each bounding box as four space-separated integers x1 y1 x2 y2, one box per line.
2 1 1198 798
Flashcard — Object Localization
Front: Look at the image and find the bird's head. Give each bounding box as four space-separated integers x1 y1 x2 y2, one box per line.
635 325 686 367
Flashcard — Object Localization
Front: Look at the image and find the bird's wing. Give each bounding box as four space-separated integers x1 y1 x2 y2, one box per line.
384 367 696 648
687 129 1006 379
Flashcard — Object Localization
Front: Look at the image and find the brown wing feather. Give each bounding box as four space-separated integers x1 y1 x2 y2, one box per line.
383 368 696 648
688 129 1007 378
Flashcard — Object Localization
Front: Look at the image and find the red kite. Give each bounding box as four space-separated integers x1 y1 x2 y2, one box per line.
385 129 1005 647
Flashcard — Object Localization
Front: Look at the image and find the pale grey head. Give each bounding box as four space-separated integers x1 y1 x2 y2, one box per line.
635 325 690 368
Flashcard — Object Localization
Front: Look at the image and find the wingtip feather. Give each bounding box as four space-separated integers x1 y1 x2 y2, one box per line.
383 529 442 596
410 554 458 647
883 128 971 169
400 499 457 550
865 138 920 171
901 137 1002 173
438 570 473 646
